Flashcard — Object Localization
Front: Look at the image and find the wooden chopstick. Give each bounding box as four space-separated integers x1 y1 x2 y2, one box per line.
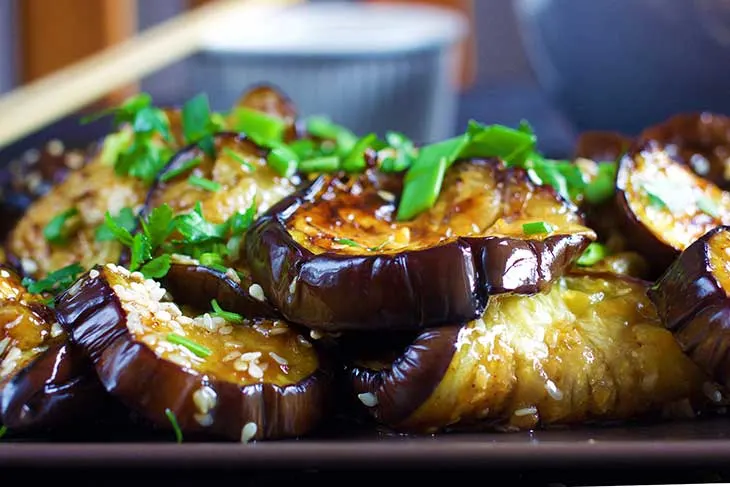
0 0 301 149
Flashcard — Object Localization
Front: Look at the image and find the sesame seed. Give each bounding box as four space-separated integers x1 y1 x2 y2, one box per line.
194 413 214 427
233 358 250 372
249 284 265 302
288 276 298 295
47 139 64 156
297 336 313 348
193 386 217 414
22 148 40 164
89 269 100 279
65 152 84 170
21 258 38 274
513 406 538 417
241 422 258 443
310 330 324 340
268 327 288 336
703 382 723 403
218 326 233 335
377 190 396 202
0 270 9 279
223 351 241 362
357 392 378 407
50 322 64 338
225 268 241 284
156 310 172 322
240 351 262 361
545 380 563 401
130 271 144 281
269 352 288 366
0 337 10 356
248 362 264 379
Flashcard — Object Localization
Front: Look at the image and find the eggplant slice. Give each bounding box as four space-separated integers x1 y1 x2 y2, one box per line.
349 273 708 433
574 131 632 162
615 142 730 274
245 159 596 332
648 225 730 391
231 83 298 141
56 264 331 441
640 112 730 189
0 266 109 432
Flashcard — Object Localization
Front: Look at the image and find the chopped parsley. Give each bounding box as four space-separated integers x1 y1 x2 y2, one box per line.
44 208 79 245
95 207 137 242
22 263 84 295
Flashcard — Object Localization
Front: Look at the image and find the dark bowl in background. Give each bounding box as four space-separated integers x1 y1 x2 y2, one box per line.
513 0 730 135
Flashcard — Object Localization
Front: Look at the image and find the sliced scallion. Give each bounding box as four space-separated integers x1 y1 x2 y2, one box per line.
299 155 340 174
232 108 286 143
188 175 221 192
210 299 244 324
697 196 721 218
166 333 212 358
522 221 555 235
222 148 255 172
267 144 298 178
576 242 607 267
164 408 183 444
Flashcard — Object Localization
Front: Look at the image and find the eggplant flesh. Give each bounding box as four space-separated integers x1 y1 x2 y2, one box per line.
246 159 595 332
349 274 708 433
648 225 730 391
0 266 108 432
615 144 730 274
5 159 147 279
639 112 730 189
145 133 297 225
56 264 330 441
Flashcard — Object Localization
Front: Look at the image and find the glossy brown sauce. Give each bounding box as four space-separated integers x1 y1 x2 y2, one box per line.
288 161 593 255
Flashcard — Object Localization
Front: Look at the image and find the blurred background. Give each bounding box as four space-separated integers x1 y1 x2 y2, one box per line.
3 0 730 157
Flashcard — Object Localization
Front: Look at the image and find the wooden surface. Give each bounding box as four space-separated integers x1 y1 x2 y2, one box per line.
0 0 300 149
19 0 139 105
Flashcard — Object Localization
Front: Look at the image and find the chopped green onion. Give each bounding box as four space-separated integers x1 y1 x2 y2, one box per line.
267 144 298 178
44 208 79 244
188 175 221 192
232 107 286 143
288 139 316 160
697 196 721 218
164 408 183 444
211 299 244 324
460 120 536 166
160 157 202 182
333 237 364 248
576 242 607 267
199 253 227 272
100 130 133 166
582 161 617 204
299 155 340 173
166 333 212 358
222 148 255 172
522 221 555 235
342 133 377 172
182 93 212 145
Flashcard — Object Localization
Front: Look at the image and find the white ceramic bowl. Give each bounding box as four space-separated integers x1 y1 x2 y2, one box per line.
192 2 468 143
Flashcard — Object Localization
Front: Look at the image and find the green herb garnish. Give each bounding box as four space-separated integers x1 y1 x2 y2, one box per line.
333 237 364 248
142 204 175 249
129 233 152 272
299 155 340 173
139 254 171 279
210 299 244 324
576 242 607 267
96 207 137 242
522 221 555 235
173 203 227 244
222 148 255 172
267 143 299 178
44 208 79 245
341 133 377 173
22 263 84 295
583 161 617 205
697 196 721 218
166 333 212 358
188 175 221 192
159 157 202 183
232 107 287 143
164 408 183 444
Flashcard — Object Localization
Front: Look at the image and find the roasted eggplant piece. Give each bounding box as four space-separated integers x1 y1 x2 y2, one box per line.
233 84 297 128
648 225 730 391
0 266 109 432
574 131 632 162
145 132 297 223
5 159 147 279
56 263 331 441
615 142 730 273
349 273 707 433
246 159 595 332
640 112 730 189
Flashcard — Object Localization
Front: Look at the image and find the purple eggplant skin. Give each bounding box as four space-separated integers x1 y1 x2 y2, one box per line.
648 225 730 390
55 267 332 441
348 327 460 426
161 264 281 320
574 130 632 162
244 161 594 332
0 341 114 433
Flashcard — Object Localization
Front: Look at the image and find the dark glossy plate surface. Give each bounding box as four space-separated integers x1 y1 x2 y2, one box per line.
2 417 730 468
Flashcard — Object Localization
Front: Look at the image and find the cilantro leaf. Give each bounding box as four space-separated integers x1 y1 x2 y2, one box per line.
173 204 227 244
129 233 151 272
23 264 84 295
44 208 79 245
102 211 135 247
96 207 137 242
182 93 212 145
139 254 171 279
142 204 175 250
